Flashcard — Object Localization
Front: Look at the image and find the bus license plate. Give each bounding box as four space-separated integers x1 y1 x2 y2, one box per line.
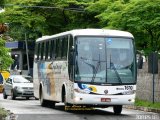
101 98 111 102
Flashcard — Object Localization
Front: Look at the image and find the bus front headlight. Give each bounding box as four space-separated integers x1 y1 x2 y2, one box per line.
74 97 80 102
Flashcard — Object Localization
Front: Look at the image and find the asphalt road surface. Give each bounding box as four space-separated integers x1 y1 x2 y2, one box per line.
0 93 159 120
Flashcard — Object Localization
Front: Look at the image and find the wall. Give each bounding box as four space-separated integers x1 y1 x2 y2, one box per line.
136 59 160 102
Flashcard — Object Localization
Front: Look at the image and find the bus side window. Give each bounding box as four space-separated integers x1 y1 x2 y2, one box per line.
40 42 45 60
35 43 40 61
45 41 49 60
68 35 74 81
48 41 51 60
49 40 55 60
55 39 58 59
62 37 68 59
56 38 62 59
43 42 46 60
53 40 56 59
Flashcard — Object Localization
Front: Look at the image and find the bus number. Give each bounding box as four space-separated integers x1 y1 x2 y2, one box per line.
125 86 133 90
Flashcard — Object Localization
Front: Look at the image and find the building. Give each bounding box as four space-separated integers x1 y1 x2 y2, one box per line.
5 41 35 76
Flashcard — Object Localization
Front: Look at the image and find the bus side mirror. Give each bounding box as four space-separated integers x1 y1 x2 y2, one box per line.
138 55 143 69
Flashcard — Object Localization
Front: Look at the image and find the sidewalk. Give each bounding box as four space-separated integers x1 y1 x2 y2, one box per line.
124 105 160 113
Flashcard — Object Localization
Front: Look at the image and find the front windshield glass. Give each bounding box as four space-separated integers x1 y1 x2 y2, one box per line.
74 36 136 84
13 76 30 83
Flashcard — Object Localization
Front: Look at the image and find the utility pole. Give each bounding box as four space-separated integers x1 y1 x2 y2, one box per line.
25 33 30 75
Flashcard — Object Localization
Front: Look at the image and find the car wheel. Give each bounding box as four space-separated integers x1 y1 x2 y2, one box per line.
35 97 39 100
11 90 16 100
26 97 30 100
113 105 122 115
3 90 7 99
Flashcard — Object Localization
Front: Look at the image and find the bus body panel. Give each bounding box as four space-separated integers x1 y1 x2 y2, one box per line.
33 60 69 102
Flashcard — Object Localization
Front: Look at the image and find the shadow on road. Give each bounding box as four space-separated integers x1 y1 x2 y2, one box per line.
52 104 129 117
6 96 36 101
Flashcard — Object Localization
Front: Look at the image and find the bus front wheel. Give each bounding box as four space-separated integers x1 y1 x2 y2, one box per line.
113 105 122 115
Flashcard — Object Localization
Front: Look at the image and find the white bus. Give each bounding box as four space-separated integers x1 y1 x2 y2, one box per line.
33 29 137 114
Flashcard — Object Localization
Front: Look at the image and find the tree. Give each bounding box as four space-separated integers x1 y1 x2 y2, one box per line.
0 38 13 70
87 0 160 54
0 0 46 40
0 23 8 34
1 0 91 40
121 0 160 53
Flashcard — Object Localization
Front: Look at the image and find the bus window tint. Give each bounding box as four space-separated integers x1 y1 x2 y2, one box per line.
48 41 51 60
35 43 40 60
49 40 55 60
62 37 68 59
45 41 49 60
40 42 44 60
56 39 62 59
68 35 74 80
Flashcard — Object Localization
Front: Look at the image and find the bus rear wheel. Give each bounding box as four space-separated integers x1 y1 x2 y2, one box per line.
39 88 48 107
113 105 122 115
48 101 56 108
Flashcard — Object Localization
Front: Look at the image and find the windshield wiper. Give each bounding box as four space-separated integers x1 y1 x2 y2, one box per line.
110 62 122 84
81 57 101 83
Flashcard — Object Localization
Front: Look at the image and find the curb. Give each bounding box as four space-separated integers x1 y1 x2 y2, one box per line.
124 105 160 113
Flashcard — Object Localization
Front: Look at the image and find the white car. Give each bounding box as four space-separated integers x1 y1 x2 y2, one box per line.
3 75 34 100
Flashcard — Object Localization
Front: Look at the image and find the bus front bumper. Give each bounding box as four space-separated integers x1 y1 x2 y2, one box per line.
71 93 135 106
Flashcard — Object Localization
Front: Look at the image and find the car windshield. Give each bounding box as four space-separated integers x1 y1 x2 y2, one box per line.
23 76 33 83
74 36 136 84
13 76 31 83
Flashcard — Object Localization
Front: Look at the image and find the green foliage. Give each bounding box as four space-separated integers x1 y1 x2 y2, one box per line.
135 98 160 109
0 107 8 119
0 38 13 70
87 0 160 54
0 0 160 54
0 0 5 6
1 0 46 40
121 0 160 53
1 0 96 39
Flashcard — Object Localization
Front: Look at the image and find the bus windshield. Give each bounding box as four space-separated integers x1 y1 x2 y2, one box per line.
74 36 136 84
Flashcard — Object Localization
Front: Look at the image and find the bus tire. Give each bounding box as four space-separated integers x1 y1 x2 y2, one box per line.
26 97 30 100
62 87 70 110
48 101 56 108
35 97 39 100
39 87 47 107
113 105 122 115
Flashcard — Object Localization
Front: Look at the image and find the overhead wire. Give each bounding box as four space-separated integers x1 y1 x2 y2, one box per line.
4 4 85 12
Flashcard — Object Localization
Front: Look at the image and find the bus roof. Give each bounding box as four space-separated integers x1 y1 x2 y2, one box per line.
36 29 134 42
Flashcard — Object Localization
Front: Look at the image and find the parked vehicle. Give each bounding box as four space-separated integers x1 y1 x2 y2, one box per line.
3 75 34 100
0 74 4 93
0 71 10 93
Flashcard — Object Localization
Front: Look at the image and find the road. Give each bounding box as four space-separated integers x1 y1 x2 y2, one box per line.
0 93 159 120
